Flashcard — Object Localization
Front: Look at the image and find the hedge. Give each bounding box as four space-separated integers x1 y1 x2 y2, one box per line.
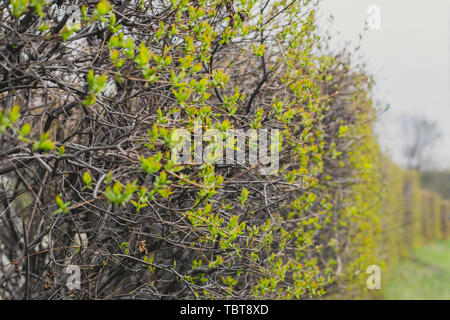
0 0 447 300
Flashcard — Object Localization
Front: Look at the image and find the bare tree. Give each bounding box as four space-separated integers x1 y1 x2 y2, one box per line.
402 116 442 171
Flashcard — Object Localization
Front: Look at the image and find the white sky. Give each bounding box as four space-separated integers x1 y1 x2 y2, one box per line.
318 0 450 169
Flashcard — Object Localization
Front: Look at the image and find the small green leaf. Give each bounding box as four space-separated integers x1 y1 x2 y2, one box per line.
54 194 71 214
9 105 20 123
20 123 31 136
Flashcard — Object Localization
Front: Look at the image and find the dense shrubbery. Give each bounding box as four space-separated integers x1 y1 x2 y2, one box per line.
380 162 450 261
0 0 447 300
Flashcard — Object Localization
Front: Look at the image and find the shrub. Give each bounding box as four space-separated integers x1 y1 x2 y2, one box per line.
0 0 416 300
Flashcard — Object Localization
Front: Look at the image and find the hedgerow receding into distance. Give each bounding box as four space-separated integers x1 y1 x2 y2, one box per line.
0 0 448 299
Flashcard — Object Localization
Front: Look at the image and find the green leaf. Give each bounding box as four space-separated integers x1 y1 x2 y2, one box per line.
112 181 122 196
9 105 20 123
81 5 88 20
83 171 92 186
11 0 29 18
82 94 96 106
87 70 95 90
110 49 119 62
96 0 112 16
38 23 50 32
119 242 129 255
135 42 151 67
54 194 71 214
61 22 81 41
338 125 348 138
239 187 249 206
33 131 55 151
96 74 108 92
141 152 162 174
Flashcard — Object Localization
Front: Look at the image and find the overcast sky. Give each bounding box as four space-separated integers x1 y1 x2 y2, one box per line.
318 0 450 169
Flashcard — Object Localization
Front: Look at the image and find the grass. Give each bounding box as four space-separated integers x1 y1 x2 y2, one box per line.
383 240 450 300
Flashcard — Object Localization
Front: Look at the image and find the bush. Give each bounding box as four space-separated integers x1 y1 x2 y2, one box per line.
1 0 431 300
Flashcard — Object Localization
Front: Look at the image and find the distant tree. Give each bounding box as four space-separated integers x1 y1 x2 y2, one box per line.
421 170 450 199
402 116 442 171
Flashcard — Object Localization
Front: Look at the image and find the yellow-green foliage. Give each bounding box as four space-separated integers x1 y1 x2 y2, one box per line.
379 167 449 260
441 201 450 239
421 190 436 243
380 157 405 259
333 95 384 298
1 0 448 300
429 192 443 241
402 171 424 249
1 0 385 299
